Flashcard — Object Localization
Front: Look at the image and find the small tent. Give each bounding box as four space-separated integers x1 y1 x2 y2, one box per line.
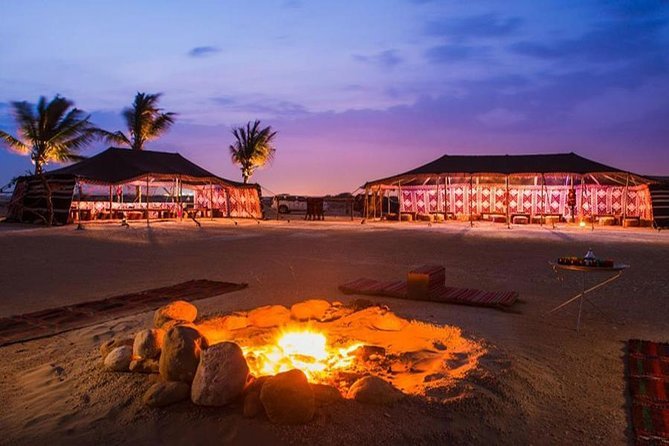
7 148 262 225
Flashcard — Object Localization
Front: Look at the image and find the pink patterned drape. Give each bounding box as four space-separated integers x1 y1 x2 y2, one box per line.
399 184 651 220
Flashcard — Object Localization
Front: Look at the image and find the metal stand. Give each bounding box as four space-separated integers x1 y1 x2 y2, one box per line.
547 263 628 333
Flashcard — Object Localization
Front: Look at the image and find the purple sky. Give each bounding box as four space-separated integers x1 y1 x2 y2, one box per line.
1 0 668 194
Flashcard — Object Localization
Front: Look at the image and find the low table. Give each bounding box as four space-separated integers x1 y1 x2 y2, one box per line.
547 262 630 333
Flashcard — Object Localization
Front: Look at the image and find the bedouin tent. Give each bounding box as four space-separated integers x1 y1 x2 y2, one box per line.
363 152 657 226
7 148 262 225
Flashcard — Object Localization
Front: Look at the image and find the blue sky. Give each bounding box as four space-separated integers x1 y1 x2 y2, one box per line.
1 0 668 193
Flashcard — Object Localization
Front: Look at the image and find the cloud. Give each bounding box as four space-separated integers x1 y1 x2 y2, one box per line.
0 102 15 131
188 46 221 58
281 0 302 8
477 108 526 128
511 17 668 63
353 50 403 68
425 44 489 63
211 96 308 119
426 14 523 41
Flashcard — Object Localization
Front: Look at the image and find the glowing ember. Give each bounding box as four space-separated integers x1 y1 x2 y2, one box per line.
242 328 362 382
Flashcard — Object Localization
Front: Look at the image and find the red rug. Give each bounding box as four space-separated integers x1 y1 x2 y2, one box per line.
627 339 669 445
0 280 247 347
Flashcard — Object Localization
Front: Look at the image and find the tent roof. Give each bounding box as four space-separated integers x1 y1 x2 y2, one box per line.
366 152 651 186
45 147 253 187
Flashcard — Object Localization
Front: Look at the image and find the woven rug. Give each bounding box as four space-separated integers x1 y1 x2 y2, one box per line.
339 278 518 309
0 280 247 347
627 339 669 445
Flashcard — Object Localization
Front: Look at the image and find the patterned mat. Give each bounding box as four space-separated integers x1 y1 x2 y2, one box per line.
0 280 247 347
627 339 669 445
339 278 518 308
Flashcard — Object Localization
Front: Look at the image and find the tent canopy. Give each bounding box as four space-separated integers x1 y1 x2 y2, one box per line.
366 152 652 187
46 147 252 187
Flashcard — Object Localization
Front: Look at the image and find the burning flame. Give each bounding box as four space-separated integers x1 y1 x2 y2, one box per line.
242 328 362 381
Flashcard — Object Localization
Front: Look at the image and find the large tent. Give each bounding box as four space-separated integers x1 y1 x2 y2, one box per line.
364 153 656 226
7 148 262 225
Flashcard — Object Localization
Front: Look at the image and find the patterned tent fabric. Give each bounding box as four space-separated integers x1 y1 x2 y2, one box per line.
398 184 652 220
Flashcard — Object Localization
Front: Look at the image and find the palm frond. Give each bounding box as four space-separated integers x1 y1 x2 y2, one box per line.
0 130 30 154
119 92 176 150
228 120 277 182
3 95 100 174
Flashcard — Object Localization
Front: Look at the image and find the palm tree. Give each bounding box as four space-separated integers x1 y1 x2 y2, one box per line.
105 92 176 150
229 120 277 183
0 95 98 175
0 96 101 225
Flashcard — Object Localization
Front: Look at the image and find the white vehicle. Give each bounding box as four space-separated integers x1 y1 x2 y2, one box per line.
272 194 308 214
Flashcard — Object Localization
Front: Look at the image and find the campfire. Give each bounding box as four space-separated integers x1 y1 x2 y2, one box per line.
100 299 484 424
241 328 362 382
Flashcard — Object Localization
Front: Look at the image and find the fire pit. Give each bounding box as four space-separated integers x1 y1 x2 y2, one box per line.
100 299 484 424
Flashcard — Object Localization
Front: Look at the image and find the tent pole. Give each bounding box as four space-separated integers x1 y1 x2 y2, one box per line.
469 175 474 227
540 174 545 227
210 181 214 220
590 178 595 231
445 176 450 221
146 175 150 227
177 176 182 222
622 172 630 226
77 181 82 226
579 175 585 224
398 181 402 221
364 186 369 220
109 185 113 220
436 176 441 216
506 175 510 229
569 175 574 222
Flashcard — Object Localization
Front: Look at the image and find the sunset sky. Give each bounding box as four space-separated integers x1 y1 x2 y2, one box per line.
1 0 668 194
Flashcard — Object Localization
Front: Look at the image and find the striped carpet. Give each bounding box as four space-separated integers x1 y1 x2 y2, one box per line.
627 339 669 445
0 280 247 347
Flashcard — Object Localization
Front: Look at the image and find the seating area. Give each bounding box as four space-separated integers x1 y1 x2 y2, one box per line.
339 264 519 309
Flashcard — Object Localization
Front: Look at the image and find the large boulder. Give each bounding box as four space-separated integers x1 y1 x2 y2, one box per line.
260 369 315 424
103 345 133 372
100 337 133 360
247 305 291 328
221 314 250 331
154 300 198 328
290 299 331 321
159 326 207 383
143 381 190 407
133 329 165 359
347 376 403 405
191 342 249 406
311 383 343 406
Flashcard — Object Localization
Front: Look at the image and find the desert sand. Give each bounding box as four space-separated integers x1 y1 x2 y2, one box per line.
0 219 668 445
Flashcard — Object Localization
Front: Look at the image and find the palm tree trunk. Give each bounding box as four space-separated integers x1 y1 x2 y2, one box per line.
39 173 54 226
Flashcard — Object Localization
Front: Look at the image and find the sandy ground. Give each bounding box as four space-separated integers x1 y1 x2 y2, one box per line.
0 219 668 445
